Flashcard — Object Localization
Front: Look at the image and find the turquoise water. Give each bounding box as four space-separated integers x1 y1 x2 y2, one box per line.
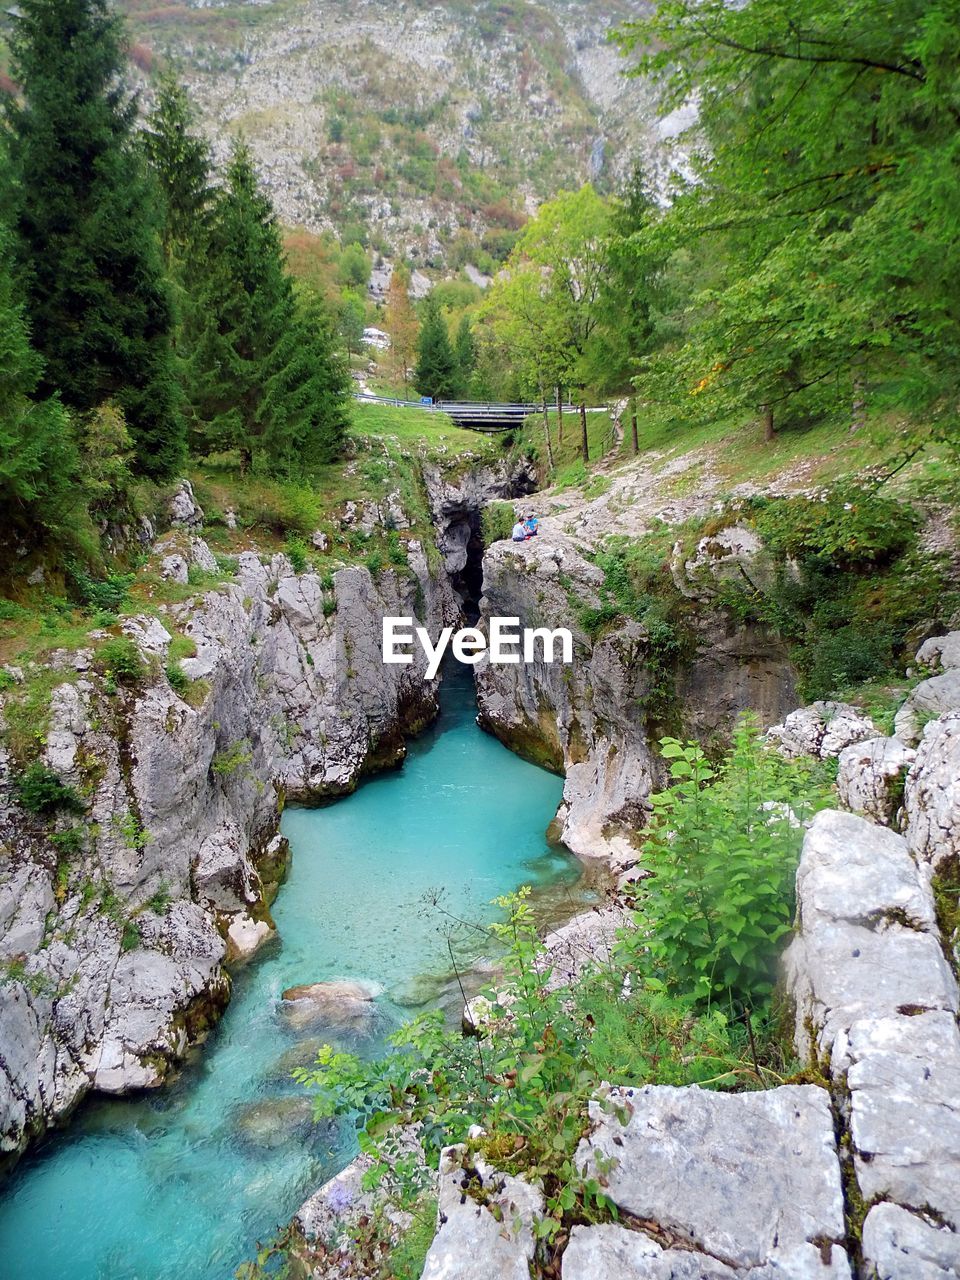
0 667 580 1279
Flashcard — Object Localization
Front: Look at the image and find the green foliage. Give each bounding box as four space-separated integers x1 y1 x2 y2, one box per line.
146 883 172 915
752 487 917 569
182 139 350 476
620 721 830 1008
120 919 141 953
413 296 457 401
113 811 149 852
0 230 82 549
212 738 253 777
14 762 84 816
4 0 183 480
284 537 309 573
166 661 190 697
97 636 146 685
481 501 516 546
616 1 960 449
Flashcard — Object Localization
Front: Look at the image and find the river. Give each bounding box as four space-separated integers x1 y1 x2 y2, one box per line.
0 665 585 1278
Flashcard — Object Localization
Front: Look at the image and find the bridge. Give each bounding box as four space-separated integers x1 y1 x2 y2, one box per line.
354 393 578 433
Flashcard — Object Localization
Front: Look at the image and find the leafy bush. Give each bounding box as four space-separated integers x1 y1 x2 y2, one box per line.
619 720 830 1008
365 549 384 575
15 762 84 815
70 567 134 613
166 660 189 696
481 500 516 545
97 636 145 684
387 530 408 566
212 739 253 777
284 536 309 573
752 486 917 569
120 920 141 953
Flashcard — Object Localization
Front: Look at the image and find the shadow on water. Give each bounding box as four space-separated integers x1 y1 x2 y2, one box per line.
0 662 591 1279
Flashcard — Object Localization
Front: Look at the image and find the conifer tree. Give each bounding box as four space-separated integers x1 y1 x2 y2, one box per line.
0 232 79 544
142 74 213 260
3 0 183 480
453 316 477 397
184 139 348 473
414 297 457 401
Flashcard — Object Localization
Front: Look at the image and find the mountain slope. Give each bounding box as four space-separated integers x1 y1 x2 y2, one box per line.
119 0 666 266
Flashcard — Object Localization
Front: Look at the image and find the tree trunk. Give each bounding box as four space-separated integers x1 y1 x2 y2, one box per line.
556 384 564 446
579 397 589 463
630 400 639 456
540 383 555 470
850 367 867 434
761 403 775 443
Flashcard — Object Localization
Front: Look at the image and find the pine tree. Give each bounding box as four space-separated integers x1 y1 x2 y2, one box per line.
3 0 183 480
142 74 213 261
453 316 477 397
414 297 457 401
184 139 349 473
0 231 79 545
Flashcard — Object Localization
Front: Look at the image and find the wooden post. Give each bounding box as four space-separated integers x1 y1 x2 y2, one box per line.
579 397 589 463
630 399 639 455
556 384 564 446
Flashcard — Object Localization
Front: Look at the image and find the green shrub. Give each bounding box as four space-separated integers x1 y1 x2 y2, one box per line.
15 762 84 815
70 567 134 613
387 530 408 566
481 500 516 545
50 825 85 856
166 661 189 696
752 486 917 568
97 636 145 684
212 739 253 777
284 536 309 573
619 720 830 1009
365 549 384 575
120 920 141 952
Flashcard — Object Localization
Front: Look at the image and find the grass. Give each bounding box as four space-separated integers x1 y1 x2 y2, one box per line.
349 399 501 458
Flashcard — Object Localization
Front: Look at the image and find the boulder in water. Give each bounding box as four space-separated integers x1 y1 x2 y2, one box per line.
279 978 384 1032
233 1096 317 1151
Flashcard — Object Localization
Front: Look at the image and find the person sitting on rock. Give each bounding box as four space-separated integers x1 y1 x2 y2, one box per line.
523 513 539 538
511 518 528 542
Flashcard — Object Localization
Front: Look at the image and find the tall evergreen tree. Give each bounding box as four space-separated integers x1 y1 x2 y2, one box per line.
453 315 477 396
184 139 349 473
0 231 79 545
142 74 213 261
3 0 183 480
414 297 457 401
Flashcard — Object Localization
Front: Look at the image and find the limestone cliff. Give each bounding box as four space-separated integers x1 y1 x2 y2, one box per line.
0 510 458 1169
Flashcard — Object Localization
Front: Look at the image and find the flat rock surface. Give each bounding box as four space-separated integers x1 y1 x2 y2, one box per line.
420 1146 544 1280
575 1084 846 1270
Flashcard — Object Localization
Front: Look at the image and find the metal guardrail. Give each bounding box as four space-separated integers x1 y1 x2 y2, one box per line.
355 393 578 412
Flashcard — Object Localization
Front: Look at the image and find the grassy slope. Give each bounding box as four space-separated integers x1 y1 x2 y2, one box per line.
0 402 503 677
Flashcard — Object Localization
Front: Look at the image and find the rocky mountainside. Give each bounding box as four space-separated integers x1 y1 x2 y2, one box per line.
119 0 671 268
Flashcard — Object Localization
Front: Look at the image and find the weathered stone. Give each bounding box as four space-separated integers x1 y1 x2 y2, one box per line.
225 912 274 962
903 711 960 872
168 479 204 528
895 670 960 745
836 736 915 827
915 630 960 674
575 1084 846 1270
862 1203 960 1280
846 1012 960 1227
161 553 189 585
420 1146 544 1280
561 1223 851 1280
280 978 384 1033
785 810 957 1064
766 701 878 760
